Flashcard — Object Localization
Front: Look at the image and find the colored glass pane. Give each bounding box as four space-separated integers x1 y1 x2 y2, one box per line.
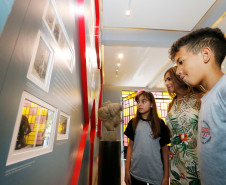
26 107 30 115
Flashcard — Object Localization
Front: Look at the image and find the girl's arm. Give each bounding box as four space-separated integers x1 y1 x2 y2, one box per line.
161 144 169 185
124 140 134 185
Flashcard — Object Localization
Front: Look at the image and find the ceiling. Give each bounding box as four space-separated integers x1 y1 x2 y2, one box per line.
100 0 226 91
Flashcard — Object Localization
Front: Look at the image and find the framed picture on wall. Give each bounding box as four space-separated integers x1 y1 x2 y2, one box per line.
27 31 54 92
57 112 70 140
45 1 55 31
43 0 75 73
6 91 58 166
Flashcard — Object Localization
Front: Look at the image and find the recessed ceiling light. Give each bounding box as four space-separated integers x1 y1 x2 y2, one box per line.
125 10 131 16
126 0 132 16
118 53 123 59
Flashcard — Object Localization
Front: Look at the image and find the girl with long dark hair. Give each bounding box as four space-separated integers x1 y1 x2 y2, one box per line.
124 90 170 185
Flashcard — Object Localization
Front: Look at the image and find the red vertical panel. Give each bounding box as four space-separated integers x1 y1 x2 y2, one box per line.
70 0 89 184
79 9 89 124
71 0 102 183
70 123 89 185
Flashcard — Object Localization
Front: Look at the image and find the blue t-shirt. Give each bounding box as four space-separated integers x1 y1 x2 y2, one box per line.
124 118 170 185
198 74 226 185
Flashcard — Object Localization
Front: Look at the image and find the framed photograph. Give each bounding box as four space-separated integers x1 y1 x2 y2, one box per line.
27 31 54 92
45 1 55 31
57 112 70 140
6 91 58 166
43 0 75 73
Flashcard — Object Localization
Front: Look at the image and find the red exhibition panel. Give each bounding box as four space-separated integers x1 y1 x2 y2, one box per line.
71 0 102 184
70 0 89 184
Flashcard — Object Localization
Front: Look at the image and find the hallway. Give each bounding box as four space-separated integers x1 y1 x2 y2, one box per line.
0 0 226 185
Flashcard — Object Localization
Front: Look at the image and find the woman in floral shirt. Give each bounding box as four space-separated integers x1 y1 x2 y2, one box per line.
164 66 204 185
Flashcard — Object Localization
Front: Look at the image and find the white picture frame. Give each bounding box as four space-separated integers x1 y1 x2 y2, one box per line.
27 31 54 92
6 91 58 166
57 112 70 140
43 0 75 73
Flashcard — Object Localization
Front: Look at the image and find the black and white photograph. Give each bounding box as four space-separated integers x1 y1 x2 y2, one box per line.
27 31 54 92
45 1 55 31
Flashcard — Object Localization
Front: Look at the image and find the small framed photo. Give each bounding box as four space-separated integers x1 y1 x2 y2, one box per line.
57 112 70 140
45 1 55 31
6 91 58 166
43 0 75 73
43 0 56 34
27 31 54 92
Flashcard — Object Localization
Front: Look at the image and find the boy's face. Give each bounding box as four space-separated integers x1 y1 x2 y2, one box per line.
174 46 204 87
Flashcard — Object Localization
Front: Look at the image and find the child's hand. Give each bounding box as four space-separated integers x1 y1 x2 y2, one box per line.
161 176 169 185
124 171 131 185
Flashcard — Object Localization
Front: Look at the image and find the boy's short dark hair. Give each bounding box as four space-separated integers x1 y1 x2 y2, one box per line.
169 27 226 67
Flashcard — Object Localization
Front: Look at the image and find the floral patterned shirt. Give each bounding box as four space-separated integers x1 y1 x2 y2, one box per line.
166 94 201 185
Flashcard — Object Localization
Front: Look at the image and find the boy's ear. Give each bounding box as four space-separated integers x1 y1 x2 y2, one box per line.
201 47 211 63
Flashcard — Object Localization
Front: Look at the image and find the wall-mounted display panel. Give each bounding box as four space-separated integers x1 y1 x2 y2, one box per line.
27 31 54 92
57 112 70 140
6 91 58 166
43 0 75 73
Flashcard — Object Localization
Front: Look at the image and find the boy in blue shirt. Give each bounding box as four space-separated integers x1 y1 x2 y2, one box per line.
169 27 226 185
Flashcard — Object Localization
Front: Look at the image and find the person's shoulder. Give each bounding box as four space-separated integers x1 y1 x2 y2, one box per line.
159 119 166 127
216 74 226 92
159 119 170 132
124 118 135 140
126 118 134 128
221 74 226 86
128 118 134 124
159 119 171 141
